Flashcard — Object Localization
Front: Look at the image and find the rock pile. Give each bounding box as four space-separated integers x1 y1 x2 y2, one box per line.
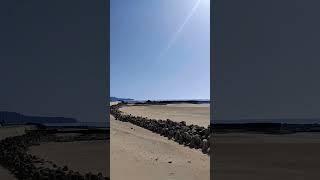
0 130 109 180
111 103 211 154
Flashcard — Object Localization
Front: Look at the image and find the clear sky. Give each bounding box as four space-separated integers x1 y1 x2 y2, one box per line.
111 0 210 100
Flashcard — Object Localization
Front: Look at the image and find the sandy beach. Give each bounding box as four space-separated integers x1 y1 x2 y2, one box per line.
0 126 109 179
120 103 210 127
28 139 109 177
110 115 209 180
214 132 320 180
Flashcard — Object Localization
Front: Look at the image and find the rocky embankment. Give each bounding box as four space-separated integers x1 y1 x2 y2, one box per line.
0 130 109 180
111 103 211 154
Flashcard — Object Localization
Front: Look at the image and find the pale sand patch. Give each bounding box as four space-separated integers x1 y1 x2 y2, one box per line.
28 140 109 177
214 133 320 180
0 125 36 140
110 101 120 106
120 103 210 127
110 115 209 180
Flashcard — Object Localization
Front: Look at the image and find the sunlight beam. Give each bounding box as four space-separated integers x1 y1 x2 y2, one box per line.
157 0 201 61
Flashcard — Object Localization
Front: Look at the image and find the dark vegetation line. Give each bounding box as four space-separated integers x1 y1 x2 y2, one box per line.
110 103 211 155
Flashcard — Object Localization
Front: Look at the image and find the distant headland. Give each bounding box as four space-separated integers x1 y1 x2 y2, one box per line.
111 97 210 104
110 97 134 102
0 111 78 125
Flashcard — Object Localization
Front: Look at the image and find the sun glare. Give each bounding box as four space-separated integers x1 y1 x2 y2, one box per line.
201 0 210 6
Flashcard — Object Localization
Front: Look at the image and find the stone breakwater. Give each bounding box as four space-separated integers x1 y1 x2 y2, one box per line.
111 103 211 154
0 130 109 180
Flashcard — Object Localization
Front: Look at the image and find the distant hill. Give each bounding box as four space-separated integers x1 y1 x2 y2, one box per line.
110 97 134 102
0 111 78 125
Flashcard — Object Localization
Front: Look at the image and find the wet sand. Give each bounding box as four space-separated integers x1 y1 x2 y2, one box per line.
214 133 320 180
110 115 209 180
120 103 210 127
29 140 109 177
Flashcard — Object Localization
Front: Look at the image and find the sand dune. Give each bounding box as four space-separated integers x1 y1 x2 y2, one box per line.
120 103 210 127
110 115 209 180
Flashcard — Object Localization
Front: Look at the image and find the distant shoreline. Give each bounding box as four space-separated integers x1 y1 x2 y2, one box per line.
120 99 210 105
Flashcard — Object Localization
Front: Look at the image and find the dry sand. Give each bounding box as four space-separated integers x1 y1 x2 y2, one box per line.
29 140 109 177
120 103 210 127
214 133 320 180
110 101 120 106
110 115 209 180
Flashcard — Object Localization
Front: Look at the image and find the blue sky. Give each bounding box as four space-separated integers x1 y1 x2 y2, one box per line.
111 0 210 100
